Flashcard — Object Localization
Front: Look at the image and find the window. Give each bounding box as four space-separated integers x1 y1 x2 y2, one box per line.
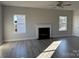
14 15 26 33
59 16 67 31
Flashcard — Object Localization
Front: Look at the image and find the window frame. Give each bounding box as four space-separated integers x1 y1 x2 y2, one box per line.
59 16 67 31
13 14 26 34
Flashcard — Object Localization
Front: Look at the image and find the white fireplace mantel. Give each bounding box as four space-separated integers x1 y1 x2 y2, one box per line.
35 24 51 39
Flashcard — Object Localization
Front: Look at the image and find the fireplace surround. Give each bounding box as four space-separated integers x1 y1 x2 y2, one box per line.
36 24 51 39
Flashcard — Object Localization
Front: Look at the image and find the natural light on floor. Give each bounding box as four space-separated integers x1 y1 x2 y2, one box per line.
37 40 62 58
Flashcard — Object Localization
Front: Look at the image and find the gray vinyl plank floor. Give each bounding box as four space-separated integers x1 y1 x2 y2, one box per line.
0 36 79 58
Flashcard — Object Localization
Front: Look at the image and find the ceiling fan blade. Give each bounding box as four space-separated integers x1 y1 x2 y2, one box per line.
63 4 72 6
48 5 56 6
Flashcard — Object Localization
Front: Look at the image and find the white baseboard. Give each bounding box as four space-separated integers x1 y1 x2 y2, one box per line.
5 34 72 42
52 34 72 38
72 34 79 37
5 37 37 42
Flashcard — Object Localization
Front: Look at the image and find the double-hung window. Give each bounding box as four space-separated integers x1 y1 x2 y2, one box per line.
14 15 26 33
59 16 67 31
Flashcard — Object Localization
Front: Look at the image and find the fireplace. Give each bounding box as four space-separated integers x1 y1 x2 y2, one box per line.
36 24 51 39
38 28 50 39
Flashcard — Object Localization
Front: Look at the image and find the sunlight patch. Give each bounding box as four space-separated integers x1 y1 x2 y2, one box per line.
44 41 61 51
37 51 55 58
37 40 62 58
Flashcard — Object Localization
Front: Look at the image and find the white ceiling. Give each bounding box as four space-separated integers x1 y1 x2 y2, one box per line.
1 1 79 10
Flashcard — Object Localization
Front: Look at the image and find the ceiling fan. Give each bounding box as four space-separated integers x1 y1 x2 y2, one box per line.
49 1 72 8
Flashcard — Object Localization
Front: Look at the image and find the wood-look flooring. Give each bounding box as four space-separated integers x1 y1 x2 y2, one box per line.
52 36 79 58
0 39 54 58
0 36 79 58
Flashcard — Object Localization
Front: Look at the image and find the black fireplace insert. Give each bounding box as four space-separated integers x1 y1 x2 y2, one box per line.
38 28 50 39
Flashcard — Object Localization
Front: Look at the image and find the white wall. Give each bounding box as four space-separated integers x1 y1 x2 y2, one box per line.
0 4 3 44
73 10 79 36
3 6 73 41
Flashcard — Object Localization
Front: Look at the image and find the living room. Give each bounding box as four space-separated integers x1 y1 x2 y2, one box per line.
0 1 79 58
